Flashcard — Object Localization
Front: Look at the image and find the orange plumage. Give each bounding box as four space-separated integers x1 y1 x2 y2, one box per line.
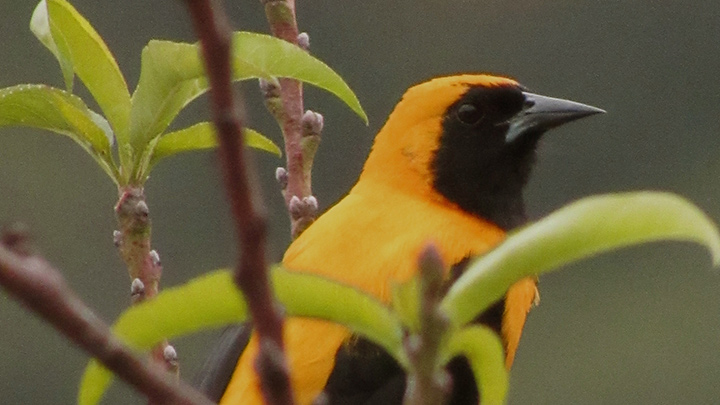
218 74 602 404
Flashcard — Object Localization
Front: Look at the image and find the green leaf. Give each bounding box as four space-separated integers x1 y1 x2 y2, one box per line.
78 270 247 405
390 277 421 332
232 32 367 123
78 267 403 405
274 269 405 365
128 40 220 161
147 122 281 170
442 192 720 327
443 326 508 405
0 84 118 182
42 0 131 162
128 32 366 174
30 1 74 91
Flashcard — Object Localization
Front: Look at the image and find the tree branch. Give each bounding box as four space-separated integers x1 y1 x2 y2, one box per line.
0 228 211 405
115 186 160 300
115 184 175 376
261 0 321 239
183 1 294 404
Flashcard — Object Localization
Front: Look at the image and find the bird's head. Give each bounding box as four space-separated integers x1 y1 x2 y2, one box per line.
358 74 604 229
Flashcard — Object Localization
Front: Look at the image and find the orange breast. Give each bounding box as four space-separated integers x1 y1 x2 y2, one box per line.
220 181 518 405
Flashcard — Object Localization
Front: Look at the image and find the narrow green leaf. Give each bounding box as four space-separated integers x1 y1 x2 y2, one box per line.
232 32 367 123
78 267 403 405
43 0 131 156
442 192 720 327
128 32 366 166
30 1 74 91
443 326 508 405
78 270 247 405
114 272 248 348
274 269 405 366
390 277 421 332
0 84 118 182
148 122 281 168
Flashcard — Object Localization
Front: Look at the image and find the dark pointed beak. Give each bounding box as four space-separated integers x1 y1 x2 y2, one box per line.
505 92 605 143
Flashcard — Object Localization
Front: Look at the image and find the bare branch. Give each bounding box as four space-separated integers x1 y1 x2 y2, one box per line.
261 0 320 239
115 186 176 375
183 1 294 404
115 186 161 300
0 229 211 405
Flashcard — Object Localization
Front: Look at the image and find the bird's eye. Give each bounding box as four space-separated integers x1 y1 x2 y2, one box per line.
456 103 484 125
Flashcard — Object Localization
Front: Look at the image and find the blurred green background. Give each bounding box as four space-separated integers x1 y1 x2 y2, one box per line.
2 0 720 403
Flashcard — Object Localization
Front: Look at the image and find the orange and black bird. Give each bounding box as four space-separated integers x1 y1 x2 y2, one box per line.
197 74 604 404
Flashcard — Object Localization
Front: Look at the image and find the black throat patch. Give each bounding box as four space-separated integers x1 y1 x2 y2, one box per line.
432 84 541 231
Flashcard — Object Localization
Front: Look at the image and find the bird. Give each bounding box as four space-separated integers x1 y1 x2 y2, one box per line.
199 74 604 404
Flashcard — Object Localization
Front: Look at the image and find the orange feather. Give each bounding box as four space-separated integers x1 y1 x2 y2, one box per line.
221 75 542 404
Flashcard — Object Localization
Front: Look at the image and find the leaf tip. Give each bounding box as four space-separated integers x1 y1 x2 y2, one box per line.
709 241 720 268
688 203 720 268
359 108 369 126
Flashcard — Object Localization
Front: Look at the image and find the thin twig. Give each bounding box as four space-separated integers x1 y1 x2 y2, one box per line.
404 244 452 405
183 1 294 404
0 229 211 405
115 186 161 300
261 0 320 239
115 186 175 375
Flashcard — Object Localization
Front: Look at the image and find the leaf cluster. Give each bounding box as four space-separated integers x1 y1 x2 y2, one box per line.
2 0 365 187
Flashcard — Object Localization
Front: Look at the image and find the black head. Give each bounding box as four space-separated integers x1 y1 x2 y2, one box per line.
432 83 604 230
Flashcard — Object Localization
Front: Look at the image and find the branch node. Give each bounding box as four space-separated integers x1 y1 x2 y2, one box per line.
164 344 179 368
289 195 318 239
134 200 150 220
149 250 161 267
113 230 122 248
116 188 151 229
130 278 145 303
303 196 319 215
288 195 318 221
260 79 286 122
259 78 282 98
297 32 310 51
301 110 324 138
288 196 303 219
275 167 289 190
